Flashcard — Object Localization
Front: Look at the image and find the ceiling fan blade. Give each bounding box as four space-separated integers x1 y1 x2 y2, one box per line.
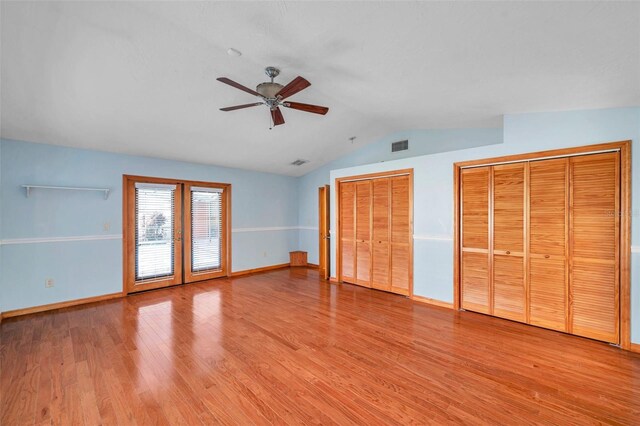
283 101 329 115
217 77 264 98
271 107 285 126
275 76 311 99
220 102 263 112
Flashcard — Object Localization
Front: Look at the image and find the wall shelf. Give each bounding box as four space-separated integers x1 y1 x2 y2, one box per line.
22 185 111 200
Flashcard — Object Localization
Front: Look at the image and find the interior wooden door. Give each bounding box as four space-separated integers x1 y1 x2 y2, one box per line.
318 185 330 280
528 158 568 332
492 163 526 322
371 178 391 291
355 181 372 287
390 175 411 295
569 152 620 343
124 178 183 293
183 183 229 283
460 167 490 313
339 181 356 283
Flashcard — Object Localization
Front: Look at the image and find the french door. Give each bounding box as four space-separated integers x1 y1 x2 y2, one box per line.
123 176 230 294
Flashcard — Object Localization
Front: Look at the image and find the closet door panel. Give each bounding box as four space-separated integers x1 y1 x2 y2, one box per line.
391 176 410 243
372 179 390 290
529 159 568 331
529 257 566 331
391 244 410 295
372 244 390 290
571 261 618 342
493 256 525 321
530 159 568 256
356 243 371 285
340 182 356 283
390 176 411 293
493 163 525 253
570 152 619 343
462 252 490 313
461 168 489 250
355 181 372 286
492 164 525 321
461 167 490 312
341 243 355 281
571 153 618 261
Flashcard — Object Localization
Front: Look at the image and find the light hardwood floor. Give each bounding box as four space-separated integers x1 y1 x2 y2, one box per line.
1 268 639 425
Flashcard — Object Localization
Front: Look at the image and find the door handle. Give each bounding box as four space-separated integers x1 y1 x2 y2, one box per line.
545 254 550 259
506 251 511 255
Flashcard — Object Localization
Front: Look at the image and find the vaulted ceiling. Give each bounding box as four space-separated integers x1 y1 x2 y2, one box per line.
1 1 638 176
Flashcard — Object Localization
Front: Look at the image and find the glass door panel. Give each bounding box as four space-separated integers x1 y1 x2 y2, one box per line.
184 183 228 282
124 179 183 293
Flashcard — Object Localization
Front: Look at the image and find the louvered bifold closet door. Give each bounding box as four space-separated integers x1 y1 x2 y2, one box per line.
461 167 490 313
371 178 391 291
390 175 411 295
492 163 526 322
528 158 568 332
184 184 227 283
570 152 620 343
340 182 357 283
355 181 372 287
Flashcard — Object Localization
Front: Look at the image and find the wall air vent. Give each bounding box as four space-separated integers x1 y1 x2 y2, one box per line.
392 140 409 152
290 159 309 166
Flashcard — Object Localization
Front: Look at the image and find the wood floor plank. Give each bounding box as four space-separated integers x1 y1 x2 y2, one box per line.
1 268 639 425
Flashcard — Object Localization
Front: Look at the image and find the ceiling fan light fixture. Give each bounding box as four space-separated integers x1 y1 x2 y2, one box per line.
256 82 284 98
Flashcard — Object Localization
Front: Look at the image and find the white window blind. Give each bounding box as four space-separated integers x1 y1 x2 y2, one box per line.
135 185 175 281
191 188 222 272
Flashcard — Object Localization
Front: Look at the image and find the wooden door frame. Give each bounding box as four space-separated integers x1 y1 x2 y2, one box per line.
122 175 232 295
453 140 632 349
335 168 414 297
318 185 330 279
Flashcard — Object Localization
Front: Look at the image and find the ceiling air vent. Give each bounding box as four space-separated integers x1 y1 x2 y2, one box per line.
392 140 409 152
291 159 308 166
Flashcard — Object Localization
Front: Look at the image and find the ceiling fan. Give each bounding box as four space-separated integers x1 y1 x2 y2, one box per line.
217 67 329 127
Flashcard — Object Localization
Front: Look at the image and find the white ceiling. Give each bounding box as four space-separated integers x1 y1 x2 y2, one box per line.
1 1 639 176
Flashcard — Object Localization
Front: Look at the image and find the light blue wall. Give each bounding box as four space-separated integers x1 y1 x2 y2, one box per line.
0 140 3 311
297 128 504 263
2 107 638 344
324 107 640 343
0 139 299 311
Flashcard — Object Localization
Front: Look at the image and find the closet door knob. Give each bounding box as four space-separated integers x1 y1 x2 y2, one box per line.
545 254 550 259
506 251 511 255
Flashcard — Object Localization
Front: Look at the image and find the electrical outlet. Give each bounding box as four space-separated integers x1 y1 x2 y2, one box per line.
103 222 111 231
45 278 54 288
263 251 267 257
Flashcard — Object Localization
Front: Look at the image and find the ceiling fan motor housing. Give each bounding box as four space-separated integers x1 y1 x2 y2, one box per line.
256 82 284 99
